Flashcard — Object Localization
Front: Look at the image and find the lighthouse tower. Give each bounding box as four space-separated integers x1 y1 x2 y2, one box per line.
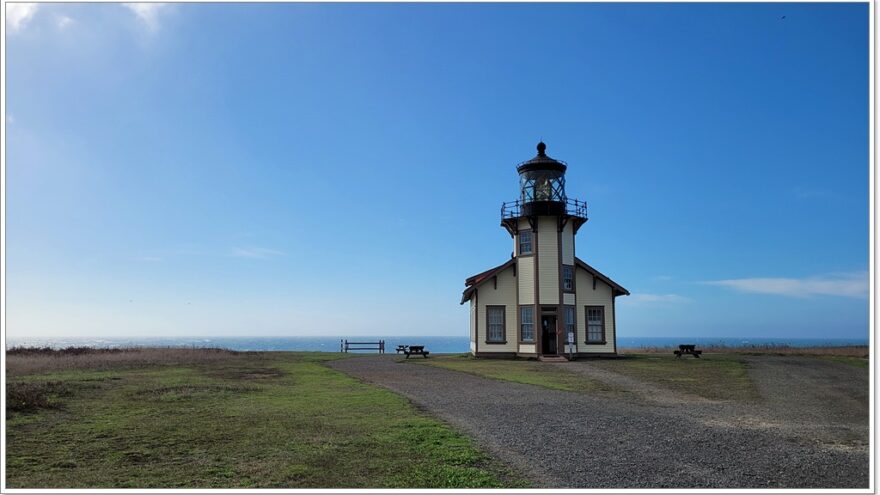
462 142 629 359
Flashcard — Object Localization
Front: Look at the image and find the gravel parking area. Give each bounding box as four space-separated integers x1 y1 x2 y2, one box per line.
329 355 868 489
560 356 869 450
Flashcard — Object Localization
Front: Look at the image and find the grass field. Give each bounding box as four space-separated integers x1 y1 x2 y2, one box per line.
587 354 759 401
413 348 867 402
6 349 525 489
618 345 869 359
414 353 756 401
410 354 617 393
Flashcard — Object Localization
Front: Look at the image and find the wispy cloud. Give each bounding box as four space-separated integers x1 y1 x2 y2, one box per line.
6 3 39 31
703 272 868 299
124 3 167 31
56 15 74 29
620 293 691 306
231 247 284 259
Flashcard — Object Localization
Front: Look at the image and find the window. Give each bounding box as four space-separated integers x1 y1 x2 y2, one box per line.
520 178 535 202
585 306 605 343
562 265 574 292
520 306 534 342
535 178 551 200
518 230 533 255
564 306 575 341
486 306 506 343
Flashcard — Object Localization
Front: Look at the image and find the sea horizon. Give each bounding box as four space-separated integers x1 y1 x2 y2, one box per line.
5 335 870 353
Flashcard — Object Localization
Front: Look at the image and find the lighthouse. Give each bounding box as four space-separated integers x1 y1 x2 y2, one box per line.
461 142 629 359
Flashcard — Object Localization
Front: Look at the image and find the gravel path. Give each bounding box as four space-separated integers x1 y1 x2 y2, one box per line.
558 357 869 450
741 356 869 448
551 360 714 406
329 355 868 489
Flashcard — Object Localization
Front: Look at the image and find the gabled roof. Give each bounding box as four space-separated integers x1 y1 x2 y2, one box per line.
460 259 515 305
459 257 629 305
575 257 630 296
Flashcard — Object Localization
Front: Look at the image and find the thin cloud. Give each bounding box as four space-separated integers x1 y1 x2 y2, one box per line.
56 15 74 29
6 3 39 31
231 247 284 260
124 3 167 31
620 293 691 305
703 272 868 299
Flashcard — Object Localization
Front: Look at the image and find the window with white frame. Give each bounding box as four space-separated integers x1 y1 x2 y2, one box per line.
518 230 532 255
486 306 506 343
520 306 534 342
586 306 605 343
562 265 574 292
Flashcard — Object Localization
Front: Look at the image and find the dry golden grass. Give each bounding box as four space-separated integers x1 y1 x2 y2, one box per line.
5 347 250 377
618 344 869 358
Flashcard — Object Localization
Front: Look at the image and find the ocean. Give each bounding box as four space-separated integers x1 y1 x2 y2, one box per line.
4 336 869 353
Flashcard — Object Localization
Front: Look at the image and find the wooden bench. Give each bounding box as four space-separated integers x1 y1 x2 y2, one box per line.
674 344 702 358
340 339 385 354
403 345 430 359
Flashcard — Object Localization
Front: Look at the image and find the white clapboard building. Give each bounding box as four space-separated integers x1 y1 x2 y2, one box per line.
461 142 629 359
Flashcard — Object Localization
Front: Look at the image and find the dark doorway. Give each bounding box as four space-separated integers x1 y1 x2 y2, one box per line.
541 315 557 355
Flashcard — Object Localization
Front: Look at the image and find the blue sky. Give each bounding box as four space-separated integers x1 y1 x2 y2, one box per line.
5 2 869 339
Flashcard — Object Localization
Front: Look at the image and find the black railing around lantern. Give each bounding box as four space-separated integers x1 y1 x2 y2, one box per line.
501 198 588 221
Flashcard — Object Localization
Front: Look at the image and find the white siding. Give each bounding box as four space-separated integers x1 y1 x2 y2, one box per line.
561 222 574 265
537 217 559 305
518 344 536 354
563 293 576 306
469 298 476 354
517 256 535 305
476 265 518 353
575 266 616 353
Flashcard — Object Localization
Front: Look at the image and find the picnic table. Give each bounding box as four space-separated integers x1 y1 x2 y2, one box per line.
674 344 702 358
396 345 408 354
403 345 430 359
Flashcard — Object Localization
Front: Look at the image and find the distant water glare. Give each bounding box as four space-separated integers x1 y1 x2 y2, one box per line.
4 336 869 352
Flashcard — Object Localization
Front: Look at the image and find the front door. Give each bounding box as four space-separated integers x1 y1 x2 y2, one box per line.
541 315 557 355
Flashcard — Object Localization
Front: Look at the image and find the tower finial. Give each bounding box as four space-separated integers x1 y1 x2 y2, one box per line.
537 141 546 156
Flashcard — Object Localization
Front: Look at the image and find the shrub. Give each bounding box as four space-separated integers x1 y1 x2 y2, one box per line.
6 347 248 376
6 381 68 413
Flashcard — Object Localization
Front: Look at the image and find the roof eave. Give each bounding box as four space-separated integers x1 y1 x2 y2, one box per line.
460 259 516 304
574 257 630 296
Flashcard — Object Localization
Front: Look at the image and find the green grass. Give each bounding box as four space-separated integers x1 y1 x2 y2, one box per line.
816 355 870 368
588 353 759 401
411 354 617 393
6 352 526 489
